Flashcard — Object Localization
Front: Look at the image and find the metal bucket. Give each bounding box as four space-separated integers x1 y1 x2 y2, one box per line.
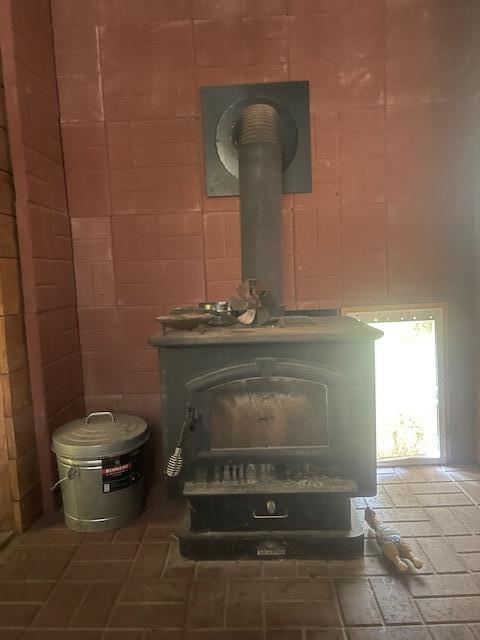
51 412 149 532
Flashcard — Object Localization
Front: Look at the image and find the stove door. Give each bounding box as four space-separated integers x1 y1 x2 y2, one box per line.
186 357 351 462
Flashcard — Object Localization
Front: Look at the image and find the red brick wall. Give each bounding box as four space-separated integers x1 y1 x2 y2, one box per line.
0 0 84 511
51 0 475 461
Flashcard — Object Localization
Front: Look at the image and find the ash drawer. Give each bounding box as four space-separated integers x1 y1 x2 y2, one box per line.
189 493 351 532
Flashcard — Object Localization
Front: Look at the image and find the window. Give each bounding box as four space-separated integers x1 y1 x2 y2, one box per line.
345 307 445 463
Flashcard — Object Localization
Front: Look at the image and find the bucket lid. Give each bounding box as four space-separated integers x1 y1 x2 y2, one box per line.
52 412 149 459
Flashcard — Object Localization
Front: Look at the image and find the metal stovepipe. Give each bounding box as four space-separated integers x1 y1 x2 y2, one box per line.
238 103 283 304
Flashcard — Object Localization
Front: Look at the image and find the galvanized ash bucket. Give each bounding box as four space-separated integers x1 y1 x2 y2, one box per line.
52 412 149 532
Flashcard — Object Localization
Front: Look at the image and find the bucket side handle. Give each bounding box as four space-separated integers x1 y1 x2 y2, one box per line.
86 411 115 424
50 467 77 492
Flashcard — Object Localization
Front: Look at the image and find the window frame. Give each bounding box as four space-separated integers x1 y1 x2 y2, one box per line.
343 304 446 466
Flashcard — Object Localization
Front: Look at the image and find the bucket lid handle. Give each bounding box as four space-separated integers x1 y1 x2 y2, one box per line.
86 411 115 424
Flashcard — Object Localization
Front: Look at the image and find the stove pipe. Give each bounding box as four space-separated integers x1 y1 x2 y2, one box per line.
238 104 282 305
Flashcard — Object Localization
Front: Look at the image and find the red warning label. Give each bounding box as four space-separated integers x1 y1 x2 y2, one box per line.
102 463 131 476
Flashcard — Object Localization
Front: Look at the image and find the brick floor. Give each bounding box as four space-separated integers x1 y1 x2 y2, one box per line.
0 465 480 639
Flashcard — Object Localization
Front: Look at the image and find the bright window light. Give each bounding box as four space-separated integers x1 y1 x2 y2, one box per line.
346 308 443 462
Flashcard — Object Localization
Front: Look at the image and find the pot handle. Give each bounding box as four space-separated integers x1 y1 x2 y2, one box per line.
86 411 115 424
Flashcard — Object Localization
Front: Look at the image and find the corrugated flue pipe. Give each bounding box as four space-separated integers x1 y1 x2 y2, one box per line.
238 103 282 304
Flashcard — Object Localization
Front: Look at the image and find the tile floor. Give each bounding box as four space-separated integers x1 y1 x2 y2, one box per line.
1 465 480 640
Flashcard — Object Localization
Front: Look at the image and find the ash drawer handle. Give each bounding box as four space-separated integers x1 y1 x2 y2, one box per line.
253 510 289 519
86 412 115 424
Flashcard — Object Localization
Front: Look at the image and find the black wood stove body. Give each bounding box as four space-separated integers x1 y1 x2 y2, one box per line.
149 80 381 559
149 316 381 559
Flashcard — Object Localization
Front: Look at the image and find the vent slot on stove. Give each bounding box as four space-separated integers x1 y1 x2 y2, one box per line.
186 461 358 496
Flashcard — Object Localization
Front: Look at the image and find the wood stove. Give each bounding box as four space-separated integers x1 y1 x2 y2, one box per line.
149 81 381 559
149 316 381 559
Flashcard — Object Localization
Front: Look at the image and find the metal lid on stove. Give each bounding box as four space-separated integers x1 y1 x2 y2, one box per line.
52 412 149 459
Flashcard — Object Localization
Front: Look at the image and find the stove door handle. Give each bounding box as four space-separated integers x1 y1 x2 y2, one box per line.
253 510 289 519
